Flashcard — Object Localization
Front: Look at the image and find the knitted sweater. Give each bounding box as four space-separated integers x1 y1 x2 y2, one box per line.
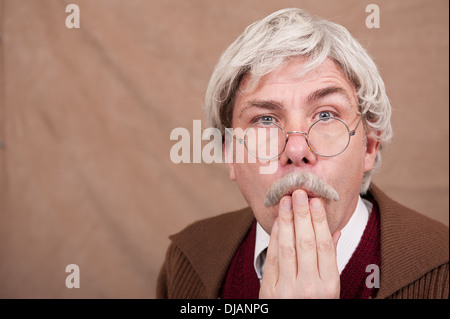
157 184 449 299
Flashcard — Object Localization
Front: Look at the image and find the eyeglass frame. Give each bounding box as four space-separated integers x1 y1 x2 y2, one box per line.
223 115 363 160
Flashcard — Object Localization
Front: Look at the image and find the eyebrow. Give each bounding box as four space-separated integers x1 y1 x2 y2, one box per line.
238 86 354 120
307 86 352 105
238 100 285 120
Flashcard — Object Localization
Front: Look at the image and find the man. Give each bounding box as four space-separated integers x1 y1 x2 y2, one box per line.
157 8 448 299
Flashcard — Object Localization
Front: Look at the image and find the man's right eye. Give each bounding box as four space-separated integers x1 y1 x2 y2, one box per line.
255 115 275 123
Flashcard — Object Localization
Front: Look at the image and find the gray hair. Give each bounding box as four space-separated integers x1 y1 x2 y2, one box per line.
204 8 393 193
264 171 340 207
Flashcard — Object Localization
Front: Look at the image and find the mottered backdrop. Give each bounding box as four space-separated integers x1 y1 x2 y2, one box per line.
0 0 448 298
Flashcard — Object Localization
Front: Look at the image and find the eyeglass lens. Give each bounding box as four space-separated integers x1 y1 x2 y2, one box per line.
243 119 351 159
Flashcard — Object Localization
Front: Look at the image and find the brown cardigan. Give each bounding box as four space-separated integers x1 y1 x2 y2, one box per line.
156 184 449 299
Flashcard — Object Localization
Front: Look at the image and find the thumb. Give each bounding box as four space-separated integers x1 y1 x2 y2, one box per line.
332 230 341 249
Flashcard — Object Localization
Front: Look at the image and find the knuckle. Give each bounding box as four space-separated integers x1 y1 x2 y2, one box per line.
297 280 339 299
298 282 317 298
312 210 327 223
266 253 278 267
294 208 310 219
318 240 334 255
299 238 316 251
258 286 272 299
279 246 296 259
279 210 294 224
323 281 340 298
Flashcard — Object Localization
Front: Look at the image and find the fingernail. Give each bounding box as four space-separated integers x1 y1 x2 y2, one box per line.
311 199 322 210
294 191 308 204
281 197 291 210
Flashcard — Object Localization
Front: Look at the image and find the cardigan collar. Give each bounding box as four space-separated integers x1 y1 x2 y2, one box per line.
369 184 449 298
170 207 255 298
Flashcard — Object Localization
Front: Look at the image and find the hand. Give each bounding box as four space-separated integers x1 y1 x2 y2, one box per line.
259 189 341 299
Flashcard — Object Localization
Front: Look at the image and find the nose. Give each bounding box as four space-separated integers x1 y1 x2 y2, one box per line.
279 131 318 166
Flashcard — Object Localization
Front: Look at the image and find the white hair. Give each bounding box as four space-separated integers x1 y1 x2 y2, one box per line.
204 8 393 193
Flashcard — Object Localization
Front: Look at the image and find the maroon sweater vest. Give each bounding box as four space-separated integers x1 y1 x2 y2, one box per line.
220 201 381 299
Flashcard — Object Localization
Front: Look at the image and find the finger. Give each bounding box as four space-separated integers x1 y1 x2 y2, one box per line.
292 189 318 278
332 230 341 249
260 218 279 289
277 196 297 283
309 198 339 282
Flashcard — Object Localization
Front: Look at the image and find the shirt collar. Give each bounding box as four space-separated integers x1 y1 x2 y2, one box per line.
254 222 270 280
253 196 372 280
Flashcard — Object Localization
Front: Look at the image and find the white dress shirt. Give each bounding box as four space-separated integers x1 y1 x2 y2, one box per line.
254 196 373 282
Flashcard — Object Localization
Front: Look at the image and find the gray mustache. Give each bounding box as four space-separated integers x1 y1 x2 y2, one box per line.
264 172 340 207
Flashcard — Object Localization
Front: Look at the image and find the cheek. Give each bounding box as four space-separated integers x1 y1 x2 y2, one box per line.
329 139 366 190
233 162 274 203
347 143 366 186
233 163 279 233
234 163 262 191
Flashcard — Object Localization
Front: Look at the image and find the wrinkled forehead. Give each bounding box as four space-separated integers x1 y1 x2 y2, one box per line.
234 57 359 112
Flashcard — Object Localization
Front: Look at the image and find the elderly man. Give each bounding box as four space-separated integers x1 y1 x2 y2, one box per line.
157 8 448 299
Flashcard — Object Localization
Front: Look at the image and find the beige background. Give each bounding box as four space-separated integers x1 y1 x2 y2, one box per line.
0 0 448 298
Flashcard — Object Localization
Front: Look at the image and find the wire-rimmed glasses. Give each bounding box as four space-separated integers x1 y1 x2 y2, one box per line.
224 116 363 160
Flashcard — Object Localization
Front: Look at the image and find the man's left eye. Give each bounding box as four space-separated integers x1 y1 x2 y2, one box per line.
317 111 334 120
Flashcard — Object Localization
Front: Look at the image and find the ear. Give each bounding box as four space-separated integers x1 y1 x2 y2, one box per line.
364 130 381 172
223 141 236 181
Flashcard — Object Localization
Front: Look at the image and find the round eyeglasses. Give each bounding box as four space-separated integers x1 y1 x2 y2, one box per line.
225 116 363 160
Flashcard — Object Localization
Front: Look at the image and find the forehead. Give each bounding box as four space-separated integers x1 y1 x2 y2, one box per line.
234 57 358 114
